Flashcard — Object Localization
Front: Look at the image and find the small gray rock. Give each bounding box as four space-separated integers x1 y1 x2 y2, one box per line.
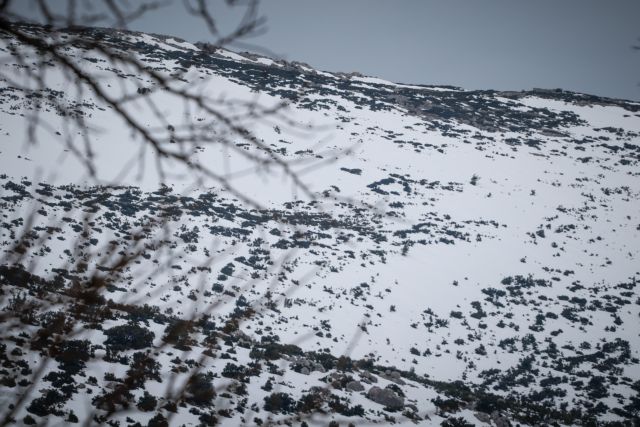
380 371 406 385
329 372 342 380
346 380 365 392
491 411 512 427
474 412 492 424
366 386 404 409
360 371 378 383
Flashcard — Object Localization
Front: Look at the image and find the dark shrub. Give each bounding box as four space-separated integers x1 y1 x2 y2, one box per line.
92 386 134 413
104 324 154 352
442 417 475 427
126 352 162 389
222 363 247 380
184 373 216 407
147 413 169 427
50 339 92 374
39 311 72 335
67 409 79 423
162 320 195 350
263 392 295 414
137 391 157 412
27 388 66 417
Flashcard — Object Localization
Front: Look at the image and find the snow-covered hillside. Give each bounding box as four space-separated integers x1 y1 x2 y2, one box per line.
1 23 639 426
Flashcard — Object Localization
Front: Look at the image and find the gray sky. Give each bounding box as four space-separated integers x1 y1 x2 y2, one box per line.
11 0 640 101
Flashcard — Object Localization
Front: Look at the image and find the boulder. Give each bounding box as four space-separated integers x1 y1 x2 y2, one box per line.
366 386 404 409
346 380 365 392
328 372 342 381
491 411 512 427
474 412 492 424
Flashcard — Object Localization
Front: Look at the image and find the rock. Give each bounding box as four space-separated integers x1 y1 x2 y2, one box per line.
491 411 512 427
474 412 492 424
346 380 364 392
300 367 310 375
329 372 342 380
366 386 404 409
360 371 378 383
380 370 406 385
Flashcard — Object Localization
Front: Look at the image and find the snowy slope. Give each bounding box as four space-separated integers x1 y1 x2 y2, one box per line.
0 23 639 426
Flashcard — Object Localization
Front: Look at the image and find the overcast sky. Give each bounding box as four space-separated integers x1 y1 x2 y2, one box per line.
11 0 640 101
